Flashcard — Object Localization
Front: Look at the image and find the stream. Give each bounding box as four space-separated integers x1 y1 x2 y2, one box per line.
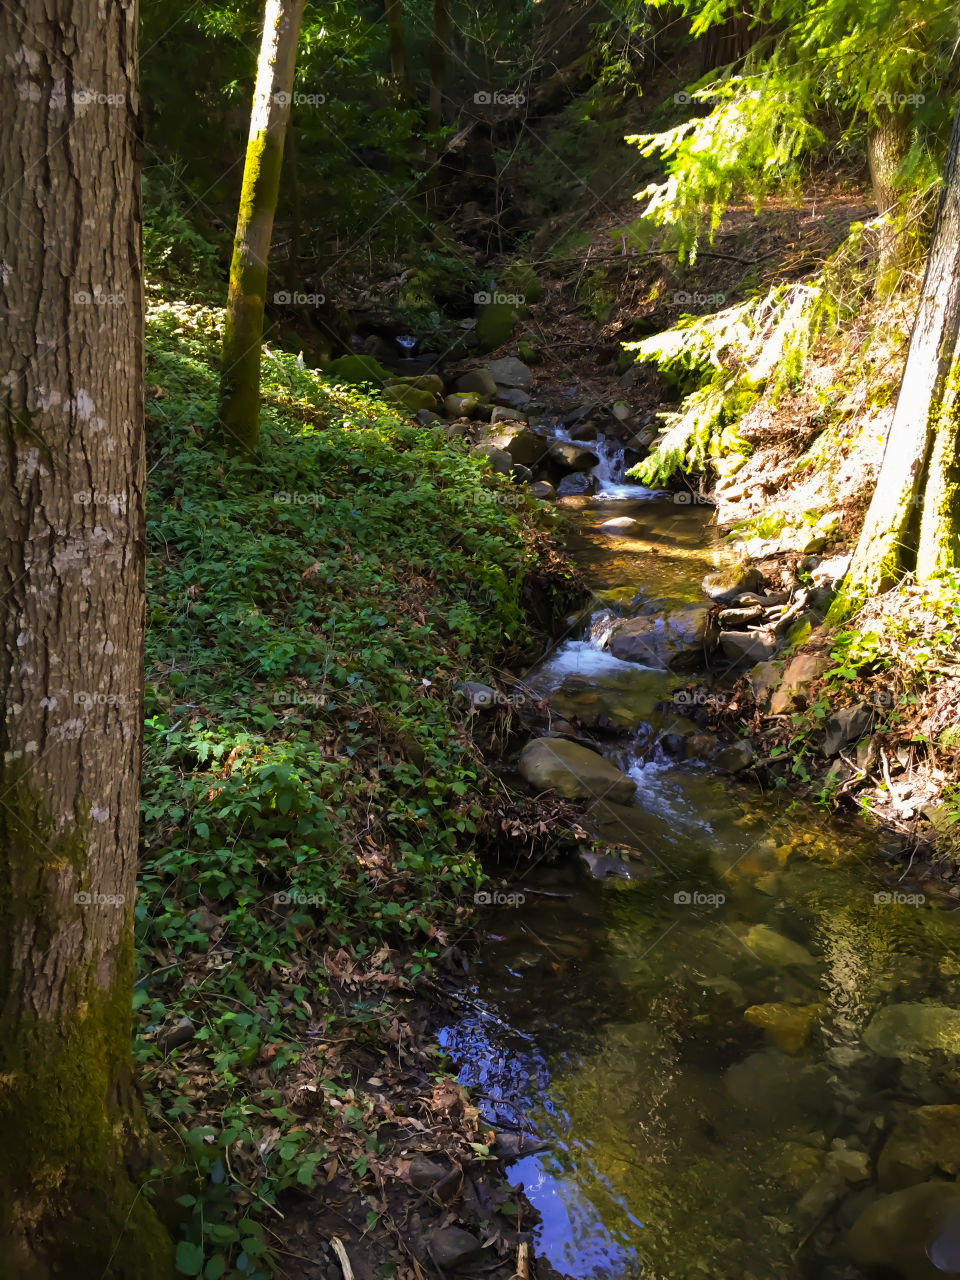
440 422 960 1279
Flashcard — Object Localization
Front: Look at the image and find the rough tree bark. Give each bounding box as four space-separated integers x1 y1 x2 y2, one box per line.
220 0 305 455
835 104 960 613
0 2 172 1275
868 102 912 276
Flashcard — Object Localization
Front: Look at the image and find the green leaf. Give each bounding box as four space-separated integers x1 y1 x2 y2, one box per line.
175 1240 205 1277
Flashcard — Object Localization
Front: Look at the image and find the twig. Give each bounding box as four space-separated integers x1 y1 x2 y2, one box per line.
330 1238 354 1280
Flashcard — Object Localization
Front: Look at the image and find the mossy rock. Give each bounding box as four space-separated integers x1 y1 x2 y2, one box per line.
477 301 518 352
444 393 481 419
396 373 445 396
383 384 438 413
502 261 543 305
517 335 541 365
324 354 391 388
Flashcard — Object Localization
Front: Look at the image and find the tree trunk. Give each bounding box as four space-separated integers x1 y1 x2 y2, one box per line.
0 3 172 1275
219 0 305 456
427 0 450 137
835 105 960 614
868 104 912 276
385 0 412 102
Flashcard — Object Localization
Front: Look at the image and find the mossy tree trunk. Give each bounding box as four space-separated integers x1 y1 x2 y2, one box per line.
868 100 912 276
219 0 305 456
0 2 172 1275
836 104 960 614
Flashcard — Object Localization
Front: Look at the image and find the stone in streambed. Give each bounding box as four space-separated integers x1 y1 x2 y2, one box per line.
608 604 717 670
862 1003 960 1060
702 565 764 603
743 1002 824 1053
547 439 599 473
528 481 555 501
519 737 636 804
383 384 438 412
720 630 777 664
486 356 534 390
479 423 542 466
822 702 875 756
877 1105 960 1190
473 444 513 475
493 387 531 410
769 652 828 713
455 368 498 397
556 473 594 496
714 740 755 773
599 517 641 536
743 923 819 971
846 1181 960 1280
444 392 481 418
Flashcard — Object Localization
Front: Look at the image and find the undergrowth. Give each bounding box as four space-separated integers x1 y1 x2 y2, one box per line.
135 296 564 1277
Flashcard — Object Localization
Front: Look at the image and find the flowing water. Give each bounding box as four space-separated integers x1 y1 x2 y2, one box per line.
440 426 960 1279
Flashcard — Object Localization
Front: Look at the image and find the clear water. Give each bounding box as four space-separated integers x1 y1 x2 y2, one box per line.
440 433 960 1279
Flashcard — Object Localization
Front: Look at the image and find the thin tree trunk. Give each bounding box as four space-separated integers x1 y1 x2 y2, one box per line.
385 0 412 102
220 0 305 455
0 2 171 1274
284 114 303 298
428 0 450 136
835 105 960 613
868 105 912 276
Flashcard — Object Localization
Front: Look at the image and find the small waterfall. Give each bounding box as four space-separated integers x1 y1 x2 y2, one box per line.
589 432 627 492
586 610 619 649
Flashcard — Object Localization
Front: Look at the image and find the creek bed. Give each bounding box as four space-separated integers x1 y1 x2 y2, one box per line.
441 430 960 1280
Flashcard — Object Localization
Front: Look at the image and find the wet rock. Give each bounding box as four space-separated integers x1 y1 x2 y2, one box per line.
715 740 754 774
685 732 719 760
427 1226 486 1270
743 923 819 971
485 356 534 390
455 368 498 397
569 419 599 441
702 565 764 603
608 604 717 670
546 439 599 473
518 737 637 804
719 604 765 627
556 473 595 496
743 1002 824 1053
579 850 647 880
877 1105 960 1190
599 516 641 536
822 702 874 756
863 1003 960 1060
720 630 777 664
479 423 542 466
769 653 828 714
846 1181 960 1280
528 481 555 501
493 1130 550 1158
559 402 598 426
825 1146 871 1183
724 1051 838 1121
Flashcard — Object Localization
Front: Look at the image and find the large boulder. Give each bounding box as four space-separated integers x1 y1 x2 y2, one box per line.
490 404 529 426
476 300 518 351
720 631 777 664
383 384 438 413
846 1181 960 1280
518 737 637 804
547 439 599 473
863 1003 960 1060
769 653 828 713
608 605 718 670
486 356 534 390
878 1106 960 1191
455 368 498 398
479 423 543 467
444 393 481 419
494 387 531 411
324 354 390 388
822 702 875 756
472 444 513 475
